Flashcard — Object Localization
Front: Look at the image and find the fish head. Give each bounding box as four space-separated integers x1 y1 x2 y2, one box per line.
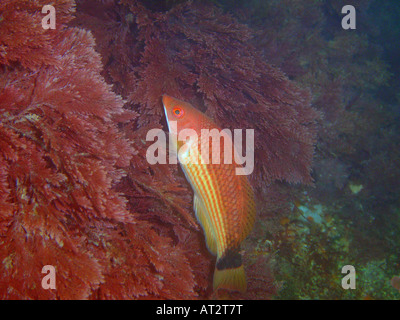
162 95 206 135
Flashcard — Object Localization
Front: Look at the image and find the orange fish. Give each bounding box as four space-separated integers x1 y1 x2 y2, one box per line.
162 95 255 292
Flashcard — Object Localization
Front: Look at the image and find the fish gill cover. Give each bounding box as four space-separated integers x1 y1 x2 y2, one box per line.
0 0 399 300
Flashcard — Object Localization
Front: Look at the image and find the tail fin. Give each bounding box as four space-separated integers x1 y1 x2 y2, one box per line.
213 250 246 293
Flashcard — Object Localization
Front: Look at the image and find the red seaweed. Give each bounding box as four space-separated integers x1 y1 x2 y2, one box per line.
0 0 321 299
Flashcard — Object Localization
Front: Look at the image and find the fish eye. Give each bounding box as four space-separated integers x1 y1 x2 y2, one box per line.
172 107 184 118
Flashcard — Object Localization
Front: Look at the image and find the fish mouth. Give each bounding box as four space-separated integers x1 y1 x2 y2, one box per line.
162 95 171 132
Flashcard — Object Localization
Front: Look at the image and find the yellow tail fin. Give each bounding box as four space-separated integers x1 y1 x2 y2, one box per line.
213 265 247 293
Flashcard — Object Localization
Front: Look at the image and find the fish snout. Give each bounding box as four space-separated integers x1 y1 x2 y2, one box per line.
162 94 174 107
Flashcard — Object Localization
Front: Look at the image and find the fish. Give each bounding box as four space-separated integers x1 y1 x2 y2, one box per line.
162 94 255 292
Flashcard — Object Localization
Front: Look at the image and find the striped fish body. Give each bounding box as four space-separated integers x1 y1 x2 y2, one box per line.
162 95 255 292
